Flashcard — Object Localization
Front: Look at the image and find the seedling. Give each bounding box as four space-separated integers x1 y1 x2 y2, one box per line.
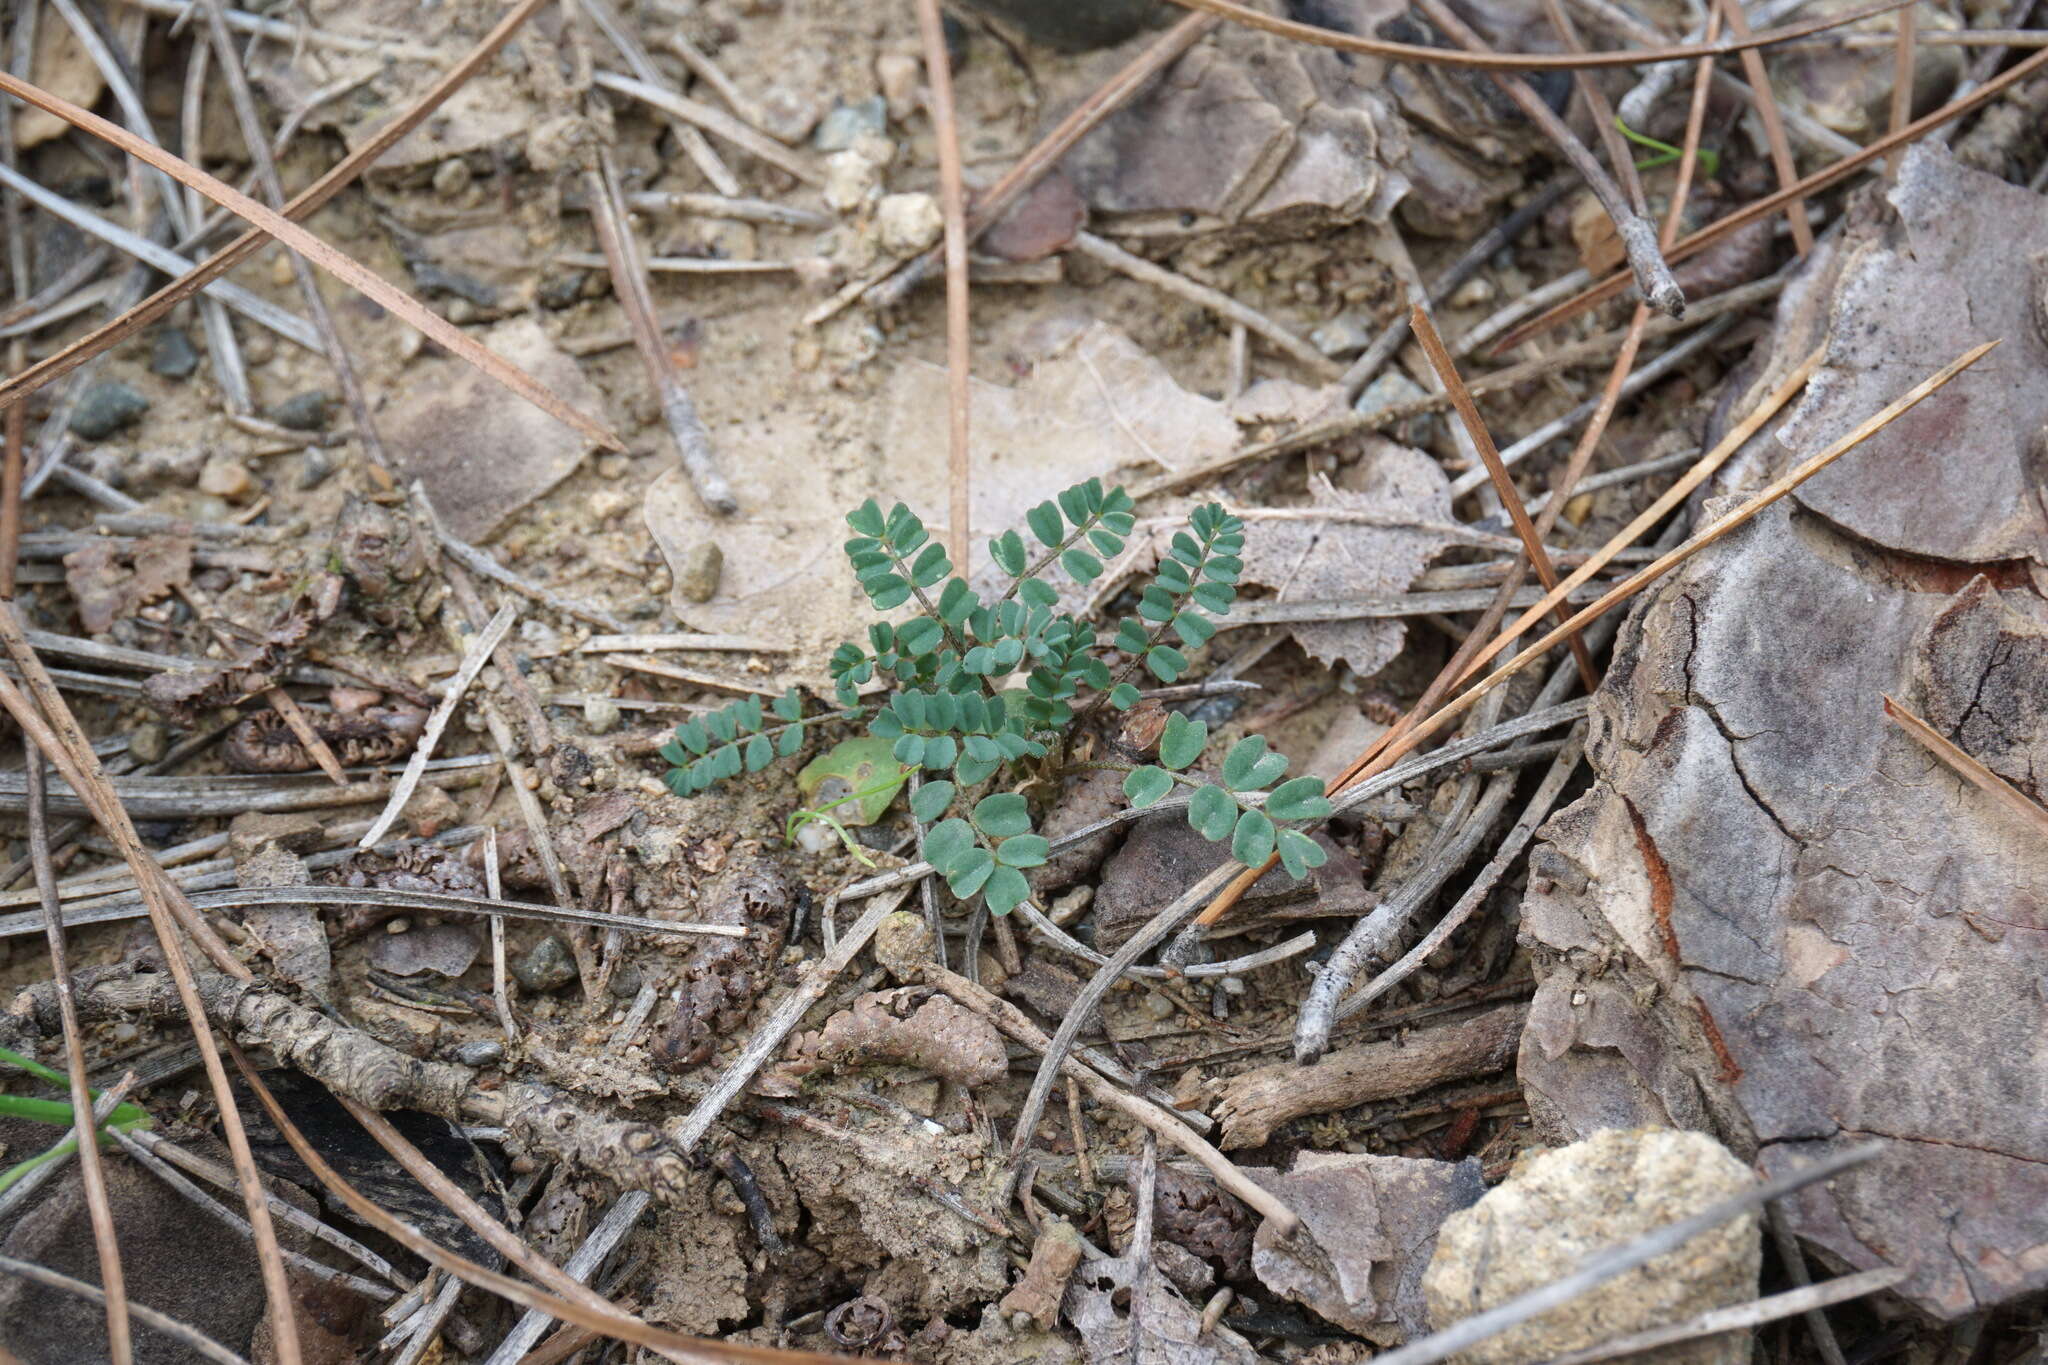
661 480 1332 914
1615 116 1721 179
0 1045 152 1195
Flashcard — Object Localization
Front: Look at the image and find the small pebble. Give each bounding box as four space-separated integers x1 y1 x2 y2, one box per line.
386 918 411 934
595 452 630 479
433 157 473 197
1353 370 1438 446
813 96 887 151
588 489 635 521
198 455 254 501
609 965 643 999
874 192 943 255
513 934 579 992
1141 991 1176 1020
1311 316 1371 358
295 449 336 491
1220 975 1247 996
269 252 294 288
69 381 150 440
821 134 893 214
127 723 168 765
1449 277 1496 308
266 390 333 432
675 541 723 603
583 697 622 735
794 819 837 854
241 332 275 366
537 270 588 310
876 53 921 124
149 328 199 380
456 1039 505 1067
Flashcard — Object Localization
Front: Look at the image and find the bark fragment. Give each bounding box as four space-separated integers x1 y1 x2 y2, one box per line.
1518 146 2048 1321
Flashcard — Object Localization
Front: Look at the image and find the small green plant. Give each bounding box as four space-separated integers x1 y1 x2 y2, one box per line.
1614 116 1721 179
0 1046 153 1195
660 479 1332 915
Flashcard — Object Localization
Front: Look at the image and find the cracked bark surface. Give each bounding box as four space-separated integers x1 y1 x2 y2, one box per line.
1518 146 2048 1320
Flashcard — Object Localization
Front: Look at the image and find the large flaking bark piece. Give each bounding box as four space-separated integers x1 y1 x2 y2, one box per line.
1517 146 2048 1320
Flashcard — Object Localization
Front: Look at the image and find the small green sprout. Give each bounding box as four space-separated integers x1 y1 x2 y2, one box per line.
660 480 1333 916
1614 116 1721 179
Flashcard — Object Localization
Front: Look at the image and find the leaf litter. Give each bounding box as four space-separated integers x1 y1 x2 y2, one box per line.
0 3 2038 1364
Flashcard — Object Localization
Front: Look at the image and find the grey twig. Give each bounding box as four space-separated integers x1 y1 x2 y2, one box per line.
668 887 915 1154
1545 1268 1902 1365
196 0 392 469
481 1191 649 1365
0 1253 250 1365
416 488 630 632
1335 729 1585 1022
582 147 738 517
1411 0 1684 316
1296 769 1512 1061
1338 172 1576 403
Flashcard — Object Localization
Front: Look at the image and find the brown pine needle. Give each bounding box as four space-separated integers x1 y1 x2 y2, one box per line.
1884 695 2048 839
1191 340 1982 939
1717 0 1814 254
916 0 973 578
1494 45 2048 350
1888 2 1917 179
0 615 304 1365
1409 305 1599 690
26 747 132 1365
1392 340 1993 767
0 70 620 453
226 1045 859 1365
0 0 551 415
1454 345 1826 689
1165 0 1914 67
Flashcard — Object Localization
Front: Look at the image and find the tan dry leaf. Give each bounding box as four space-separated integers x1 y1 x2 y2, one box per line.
63 536 194 636
1236 443 1454 676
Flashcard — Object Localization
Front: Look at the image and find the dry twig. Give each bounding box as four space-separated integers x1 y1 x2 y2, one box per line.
25 746 132 1364
1883 695 2048 839
0 0 553 412
1411 306 1597 689
359 604 516 848
1373 1145 1884 1365
1495 45 2048 348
